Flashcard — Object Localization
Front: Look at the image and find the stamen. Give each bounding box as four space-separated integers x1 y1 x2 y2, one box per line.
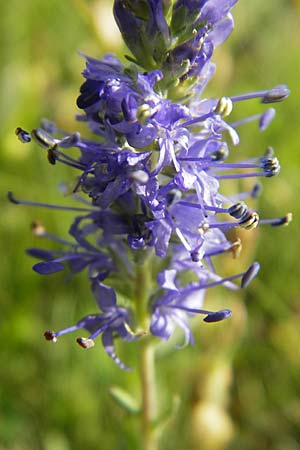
59 132 81 148
230 85 290 104
32 128 57 149
259 108 276 131
260 154 280 177
210 146 229 162
180 112 212 127
31 221 78 246
8 192 97 212
179 155 280 179
129 170 149 184
241 262 260 288
215 172 265 180
76 337 95 349
15 127 31 143
44 330 57 342
261 85 290 103
251 182 263 198
178 200 227 214
167 304 232 323
229 108 275 131
190 244 204 262
260 212 292 227
203 309 232 323
47 147 57 165
214 97 233 117
175 227 192 251
124 322 147 337
238 210 259 230
203 239 242 259
204 208 259 231
194 264 260 292
228 202 248 219
31 220 46 236
178 201 251 225
229 239 242 259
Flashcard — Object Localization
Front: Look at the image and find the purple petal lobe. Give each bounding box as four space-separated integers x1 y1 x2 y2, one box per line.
92 280 117 310
27 248 54 259
102 329 131 371
33 261 65 274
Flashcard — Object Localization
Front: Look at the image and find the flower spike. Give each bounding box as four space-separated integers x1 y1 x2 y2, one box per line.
11 1 290 369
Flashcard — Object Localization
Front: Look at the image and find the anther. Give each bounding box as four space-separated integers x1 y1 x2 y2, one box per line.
44 330 57 342
214 97 233 117
136 104 153 125
210 146 229 162
31 128 57 149
76 337 95 349
7 191 19 204
241 262 260 288
260 155 280 177
191 248 203 262
203 309 232 323
264 146 274 158
47 146 57 165
272 212 292 227
239 210 259 230
124 322 147 337
229 239 242 259
261 85 290 103
15 127 31 143
259 108 275 131
166 189 182 206
260 212 293 227
31 220 46 236
228 202 248 219
251 182 262 198
129 170 149 184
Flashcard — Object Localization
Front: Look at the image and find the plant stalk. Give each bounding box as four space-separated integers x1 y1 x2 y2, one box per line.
134 253 158 450
140 340 158 450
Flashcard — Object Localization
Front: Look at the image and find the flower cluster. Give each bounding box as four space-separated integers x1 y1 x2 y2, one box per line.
12 0 291 369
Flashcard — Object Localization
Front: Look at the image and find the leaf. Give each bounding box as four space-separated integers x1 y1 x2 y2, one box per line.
109 386 140 414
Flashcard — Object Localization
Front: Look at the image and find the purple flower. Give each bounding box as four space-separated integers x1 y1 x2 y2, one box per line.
77 54 190 149
150 262 259 344
44 280 135 370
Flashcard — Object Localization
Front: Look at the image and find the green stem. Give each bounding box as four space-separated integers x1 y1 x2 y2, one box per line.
140 339 158 450
134 254 152 328
134 253 158 450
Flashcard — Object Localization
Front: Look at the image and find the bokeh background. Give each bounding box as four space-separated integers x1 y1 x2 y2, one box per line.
1 1 300 449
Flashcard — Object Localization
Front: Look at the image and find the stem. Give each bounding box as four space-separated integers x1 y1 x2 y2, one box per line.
140 340 158 450
134 252 158 450
134 253 152 328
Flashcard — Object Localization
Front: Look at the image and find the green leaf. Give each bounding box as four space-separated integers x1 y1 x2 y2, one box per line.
109 386 140 414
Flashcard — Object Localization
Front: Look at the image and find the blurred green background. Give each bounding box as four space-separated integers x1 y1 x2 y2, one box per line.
1 1 300 449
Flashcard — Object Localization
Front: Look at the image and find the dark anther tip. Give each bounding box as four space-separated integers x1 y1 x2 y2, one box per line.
7 192 19 204
47 147 57 165
44 330 57 342
241 262 260 288
76 337 95 349
203 309 232 323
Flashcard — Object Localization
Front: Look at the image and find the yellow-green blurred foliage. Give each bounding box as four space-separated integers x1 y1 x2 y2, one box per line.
1 1 300 449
